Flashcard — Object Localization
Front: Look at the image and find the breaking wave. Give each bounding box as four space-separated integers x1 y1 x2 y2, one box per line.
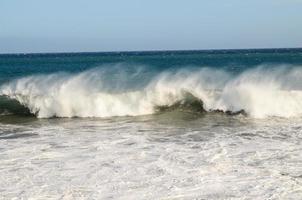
1 65 302 118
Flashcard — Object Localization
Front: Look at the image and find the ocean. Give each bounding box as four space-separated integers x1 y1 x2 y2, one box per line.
1 49 302 199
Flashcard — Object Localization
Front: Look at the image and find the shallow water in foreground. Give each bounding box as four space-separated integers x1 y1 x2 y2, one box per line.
1 113 302 199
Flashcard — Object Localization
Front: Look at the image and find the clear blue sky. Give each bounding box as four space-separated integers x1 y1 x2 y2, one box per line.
0 0 301 53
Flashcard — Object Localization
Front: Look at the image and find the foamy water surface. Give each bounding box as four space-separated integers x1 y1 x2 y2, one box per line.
1 114 302 199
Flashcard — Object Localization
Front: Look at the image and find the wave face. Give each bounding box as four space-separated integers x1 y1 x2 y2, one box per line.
1 65 302 118
0 95 32 116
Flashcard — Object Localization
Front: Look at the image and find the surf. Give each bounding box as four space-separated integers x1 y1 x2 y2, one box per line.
1 64 302 118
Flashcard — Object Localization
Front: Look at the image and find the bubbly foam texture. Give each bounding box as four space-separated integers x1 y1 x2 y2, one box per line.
2 65 302 118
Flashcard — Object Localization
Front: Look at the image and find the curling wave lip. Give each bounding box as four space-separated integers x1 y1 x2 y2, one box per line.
1 65 302 118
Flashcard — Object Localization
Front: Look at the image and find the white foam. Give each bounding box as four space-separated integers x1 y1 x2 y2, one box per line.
2 65 302 118
1 116 302 199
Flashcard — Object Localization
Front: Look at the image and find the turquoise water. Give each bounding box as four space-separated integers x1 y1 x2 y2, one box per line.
1 49 302 199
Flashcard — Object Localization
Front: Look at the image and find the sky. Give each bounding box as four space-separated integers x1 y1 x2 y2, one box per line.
0 0 301 53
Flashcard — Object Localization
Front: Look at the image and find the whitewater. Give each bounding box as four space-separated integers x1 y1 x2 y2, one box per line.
1 50 302 199
2 65 302 118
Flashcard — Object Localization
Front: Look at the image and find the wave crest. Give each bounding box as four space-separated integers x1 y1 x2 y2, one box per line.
1 65 302 118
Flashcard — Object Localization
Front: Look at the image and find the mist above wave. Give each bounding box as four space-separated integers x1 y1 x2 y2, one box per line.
1 64 302 118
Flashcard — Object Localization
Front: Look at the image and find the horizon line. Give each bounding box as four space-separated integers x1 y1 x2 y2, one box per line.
1 47 301 56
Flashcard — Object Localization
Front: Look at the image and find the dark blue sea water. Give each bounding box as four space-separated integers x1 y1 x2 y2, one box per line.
1 48 302 84
1 49 302 199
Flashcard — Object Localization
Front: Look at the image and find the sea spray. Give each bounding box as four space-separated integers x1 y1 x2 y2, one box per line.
1 65 302 118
